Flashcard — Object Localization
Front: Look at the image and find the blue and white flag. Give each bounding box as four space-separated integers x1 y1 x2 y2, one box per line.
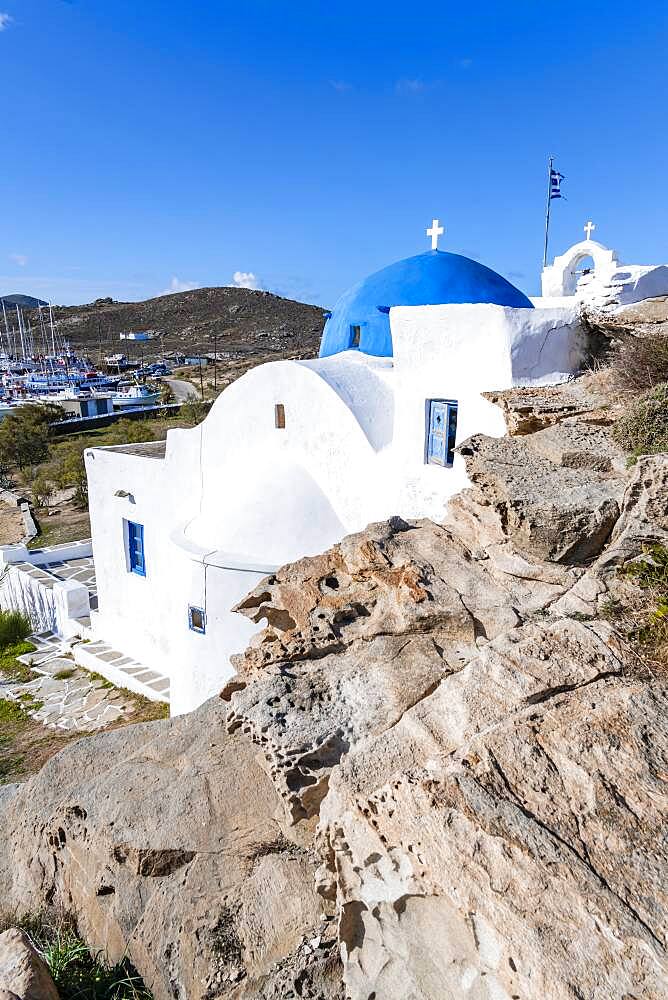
550 168 565 199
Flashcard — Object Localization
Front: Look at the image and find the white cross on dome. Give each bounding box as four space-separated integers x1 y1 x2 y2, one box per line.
426 218 444 250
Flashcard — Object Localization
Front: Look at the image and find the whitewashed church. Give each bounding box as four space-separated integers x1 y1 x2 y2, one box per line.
3 221 664 715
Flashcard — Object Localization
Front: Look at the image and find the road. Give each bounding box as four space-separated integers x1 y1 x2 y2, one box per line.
164 378 199 403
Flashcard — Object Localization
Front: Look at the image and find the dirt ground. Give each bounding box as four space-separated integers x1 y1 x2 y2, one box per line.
0 503 25 546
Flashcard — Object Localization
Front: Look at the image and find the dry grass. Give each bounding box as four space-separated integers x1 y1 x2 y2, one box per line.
0 698 82 784
603 546 668 672
608 330 668 394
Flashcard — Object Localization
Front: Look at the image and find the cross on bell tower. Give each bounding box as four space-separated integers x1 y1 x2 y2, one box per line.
584 220 596 241
426 218 444 250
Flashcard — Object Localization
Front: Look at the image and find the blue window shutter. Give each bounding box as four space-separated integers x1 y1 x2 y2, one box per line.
127 521 146 576
426 400 458 467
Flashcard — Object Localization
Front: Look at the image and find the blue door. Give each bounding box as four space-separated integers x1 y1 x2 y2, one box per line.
126 521 145 575
426 400 458 467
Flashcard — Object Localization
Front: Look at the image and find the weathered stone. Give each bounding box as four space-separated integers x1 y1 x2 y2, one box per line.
227 518 581 822
0 699 331 1000
454 433 622 562
596 452 668 571
318 618 668 1000
0 928 59 1000
483 372 615 436
523 417 627 474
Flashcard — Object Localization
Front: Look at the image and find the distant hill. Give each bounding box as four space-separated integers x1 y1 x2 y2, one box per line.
1 293 48 308
16 286 327 366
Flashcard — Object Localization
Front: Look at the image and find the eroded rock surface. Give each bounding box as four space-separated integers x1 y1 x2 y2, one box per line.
453 432 622 562
0 699 341 1000
483 372 615 436
0 928 59 1000
0 373 666 1000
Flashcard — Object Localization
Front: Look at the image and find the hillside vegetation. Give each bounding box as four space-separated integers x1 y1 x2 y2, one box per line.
18 286 326 363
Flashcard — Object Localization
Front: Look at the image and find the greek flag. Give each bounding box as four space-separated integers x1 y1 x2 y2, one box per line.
550 168 564 199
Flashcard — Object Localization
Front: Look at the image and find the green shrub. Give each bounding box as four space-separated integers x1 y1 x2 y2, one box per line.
0 609 32 649
179 399 212 426
622 545 668 664
0 640 36 681
612 382 668 461
40 927 152 1000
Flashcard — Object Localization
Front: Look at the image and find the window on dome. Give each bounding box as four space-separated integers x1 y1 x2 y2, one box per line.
425 399 458 467
349 325 361 349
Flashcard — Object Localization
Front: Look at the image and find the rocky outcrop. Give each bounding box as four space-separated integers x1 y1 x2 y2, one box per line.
0 929 59 1000
452 432 623 563
0 699 342 1000
0 374 666 1000
483 371 616 436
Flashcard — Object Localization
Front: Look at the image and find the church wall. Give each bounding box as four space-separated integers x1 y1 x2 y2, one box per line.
387 302 584 519
85 445 193 684
182 360 385 561
169 559 267 714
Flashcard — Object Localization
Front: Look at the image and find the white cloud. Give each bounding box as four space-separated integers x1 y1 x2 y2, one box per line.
9 253 27 267
230 270 262 290
330 79 352 93
0 13 12 31
395 78 425 96
161 275 200 295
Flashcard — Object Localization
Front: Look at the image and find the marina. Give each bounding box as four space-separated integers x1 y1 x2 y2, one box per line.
0 301 171 420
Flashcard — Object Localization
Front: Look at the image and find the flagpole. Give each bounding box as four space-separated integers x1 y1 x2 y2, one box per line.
543 155 553 269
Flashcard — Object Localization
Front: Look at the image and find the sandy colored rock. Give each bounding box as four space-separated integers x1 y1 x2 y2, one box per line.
523 417 627 474
483 371 615 436
455 432 622 562
318 619 668 1000
596 452 668 571
0 699 333 1000
0 928 59 1000
227 518 580 822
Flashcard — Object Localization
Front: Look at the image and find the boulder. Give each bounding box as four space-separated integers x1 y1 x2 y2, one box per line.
318 618 668 1000
0 699 336 1000
454 433 622 563
523 418 627 475
483 371 615 436
0 928 58 1000
596 452 668 571
227 518 579 823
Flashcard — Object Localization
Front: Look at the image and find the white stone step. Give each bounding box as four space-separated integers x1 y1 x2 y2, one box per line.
72 640 170 704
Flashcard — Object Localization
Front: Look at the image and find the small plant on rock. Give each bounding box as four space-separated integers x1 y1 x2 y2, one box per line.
609 331 668 393
612 382 668 462
622 545 668 667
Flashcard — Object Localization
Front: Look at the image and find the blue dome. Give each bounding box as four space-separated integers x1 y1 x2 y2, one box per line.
319 250 533 359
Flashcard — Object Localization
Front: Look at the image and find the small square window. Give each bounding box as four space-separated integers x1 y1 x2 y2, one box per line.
188 606 206 634
275 403 285 428
350 325 361 348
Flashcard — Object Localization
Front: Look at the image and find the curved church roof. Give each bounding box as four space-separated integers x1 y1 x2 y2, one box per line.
319 249 534 359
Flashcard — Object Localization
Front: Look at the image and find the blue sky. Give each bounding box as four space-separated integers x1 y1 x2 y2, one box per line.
1 0 666 307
